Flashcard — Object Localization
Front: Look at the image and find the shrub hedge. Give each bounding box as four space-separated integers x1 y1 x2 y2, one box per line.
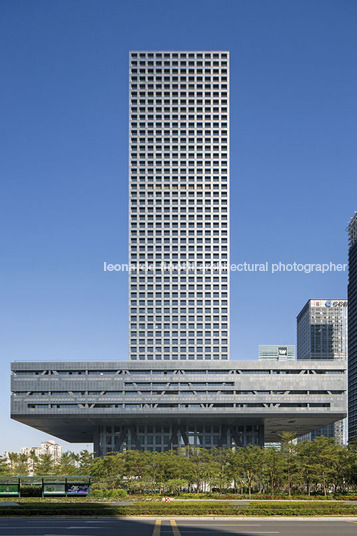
91 489 127 499
0 501 357 517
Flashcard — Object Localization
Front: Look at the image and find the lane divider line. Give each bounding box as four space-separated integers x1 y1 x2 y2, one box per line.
153 519 161 536
170 520 181 536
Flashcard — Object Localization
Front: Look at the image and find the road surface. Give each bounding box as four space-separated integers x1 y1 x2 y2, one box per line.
0 517 356 536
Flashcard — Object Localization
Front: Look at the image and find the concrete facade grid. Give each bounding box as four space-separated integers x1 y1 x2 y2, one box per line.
129 51 229 361
11 360 347 455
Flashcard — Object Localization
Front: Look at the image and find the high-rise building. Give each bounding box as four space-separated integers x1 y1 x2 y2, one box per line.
297 299 348 361
9 52 347 456
129 51 229 361
348 213 357 442
259 345 295 361
297 299 348 445
24 440 62 463
299 420 347 446
5 440 62 476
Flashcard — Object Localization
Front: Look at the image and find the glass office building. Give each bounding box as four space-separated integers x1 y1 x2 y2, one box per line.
297 299 348 445
297 299 348 361
348 213 357 442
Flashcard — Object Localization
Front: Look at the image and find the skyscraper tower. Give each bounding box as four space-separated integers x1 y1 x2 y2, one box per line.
297 299 348 444
348 213 357 442
9 53 348 454
129 51 230 361
297 299 348 361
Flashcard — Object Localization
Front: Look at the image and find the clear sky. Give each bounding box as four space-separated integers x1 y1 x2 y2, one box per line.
0 0 356 453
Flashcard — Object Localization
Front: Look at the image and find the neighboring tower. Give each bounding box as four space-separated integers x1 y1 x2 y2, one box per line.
297 299 348 445
258 345 295 361
348 213 357 442
297 299 348 361
6 440 63 476
20 440 62 464
129 51 230 361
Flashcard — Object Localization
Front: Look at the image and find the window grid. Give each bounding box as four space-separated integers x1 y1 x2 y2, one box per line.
129 51 230 361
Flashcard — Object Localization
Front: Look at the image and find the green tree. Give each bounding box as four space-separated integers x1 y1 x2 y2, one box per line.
79 450 93 473
88 457 106 481
57 441 357 496
144 451 165 492
346 442 357 489
104 452 125 488
34 453 55 475
310 436 338 496
296 440 317 495
179 447 212 493
15 453 29 476
280 432 298 496
262 446 283 497
333 444 350 493
123 450 151 492
91 453 125 489
157 450 191 492
227 448 245 494
209 448 231 492
0 456 11 476
6 452 19 473
164 478 189 494
240 445 263 497
57 451 79 475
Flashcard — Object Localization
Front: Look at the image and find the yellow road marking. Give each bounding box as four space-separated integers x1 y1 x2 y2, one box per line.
170 520 181 536
152 519 161 536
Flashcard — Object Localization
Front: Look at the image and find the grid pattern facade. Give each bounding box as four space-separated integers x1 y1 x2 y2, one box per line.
129 51 230 361
297 299 348 444
297 299 348 361
11 361 347 455
299 420 346 446
97 423 262 455
349 213 357 247
348 214 357 441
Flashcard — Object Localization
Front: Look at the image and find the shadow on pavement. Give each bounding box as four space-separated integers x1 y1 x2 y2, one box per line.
0 516 278 536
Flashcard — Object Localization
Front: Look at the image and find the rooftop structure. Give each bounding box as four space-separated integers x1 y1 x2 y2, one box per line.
259 345 295 361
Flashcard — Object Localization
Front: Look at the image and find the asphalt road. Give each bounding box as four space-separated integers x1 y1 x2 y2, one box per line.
0 518 356 536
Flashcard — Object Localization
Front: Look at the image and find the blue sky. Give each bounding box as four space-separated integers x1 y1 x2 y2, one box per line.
0 0 356 453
